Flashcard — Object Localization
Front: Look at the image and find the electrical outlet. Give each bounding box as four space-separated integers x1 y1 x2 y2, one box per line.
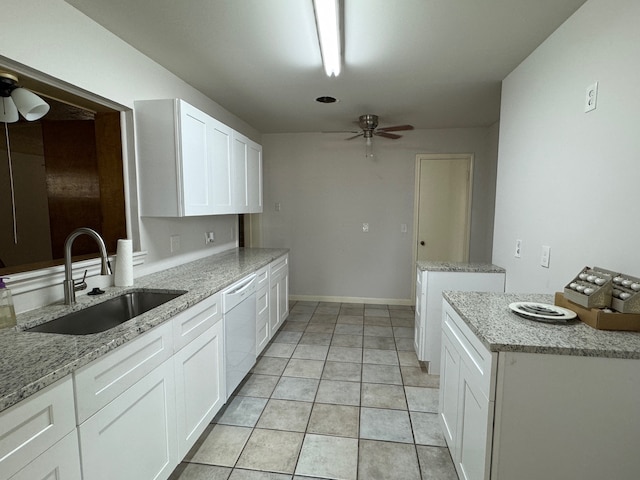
401 224 408 233
362 223 369 233
515 239 522 258
205 231 215 244
170 235 180 253
585 82 598 113
541 245 551 268
275 202 281 211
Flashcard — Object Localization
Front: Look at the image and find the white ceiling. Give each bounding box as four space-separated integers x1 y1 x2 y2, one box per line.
64 0 587 134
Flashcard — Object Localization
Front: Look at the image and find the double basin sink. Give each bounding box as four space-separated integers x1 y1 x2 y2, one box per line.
27 290 186 335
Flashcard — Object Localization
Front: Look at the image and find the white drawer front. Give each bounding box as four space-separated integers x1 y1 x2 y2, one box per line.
9 429 82 480
173 293 222 352
442 301 495 400
255 265 269 289
74 321 173 423
0 376 76 480
270 254 288 276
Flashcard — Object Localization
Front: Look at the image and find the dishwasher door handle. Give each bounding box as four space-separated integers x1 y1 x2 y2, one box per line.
225 275 256 296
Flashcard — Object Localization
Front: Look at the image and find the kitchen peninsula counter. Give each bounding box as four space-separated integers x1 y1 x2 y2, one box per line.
0 248 288 413
443 291 640 359
442 291 640 480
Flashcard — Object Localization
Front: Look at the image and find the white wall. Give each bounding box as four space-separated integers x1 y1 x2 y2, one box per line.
0 0 260 311
261 127 499 303
492 0 640 293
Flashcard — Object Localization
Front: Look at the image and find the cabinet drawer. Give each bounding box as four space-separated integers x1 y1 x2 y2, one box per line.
270 254 288 276
255 265 269 289
173 293 222 352
442 301 495 400
74 321 173 423
0 376 76 480
9 429 82 480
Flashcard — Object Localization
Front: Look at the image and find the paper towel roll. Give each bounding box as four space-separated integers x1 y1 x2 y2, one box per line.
114 239 134 287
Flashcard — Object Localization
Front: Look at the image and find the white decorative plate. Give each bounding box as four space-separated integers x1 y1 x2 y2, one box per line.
508 302 577 323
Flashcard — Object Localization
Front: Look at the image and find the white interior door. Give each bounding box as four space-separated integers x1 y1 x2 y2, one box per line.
416 154 472 262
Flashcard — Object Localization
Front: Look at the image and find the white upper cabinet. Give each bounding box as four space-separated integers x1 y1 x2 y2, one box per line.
247 139 263 213
232 131 263 213
135 99 260 216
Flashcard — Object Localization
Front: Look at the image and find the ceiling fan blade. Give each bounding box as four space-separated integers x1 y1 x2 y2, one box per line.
377 124 414 132
322 130 360 134
345 133 364 140
375 131 402 139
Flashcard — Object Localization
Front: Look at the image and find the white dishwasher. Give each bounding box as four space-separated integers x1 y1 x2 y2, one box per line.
222 274 257 399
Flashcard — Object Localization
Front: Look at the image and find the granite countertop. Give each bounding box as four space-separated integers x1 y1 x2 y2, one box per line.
417 260 505 273
0 247 288 413
443 291 640 359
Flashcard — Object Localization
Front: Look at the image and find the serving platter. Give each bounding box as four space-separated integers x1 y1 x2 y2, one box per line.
509 302 577 324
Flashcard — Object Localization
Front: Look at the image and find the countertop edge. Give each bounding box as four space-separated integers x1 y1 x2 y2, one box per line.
442 291 640 360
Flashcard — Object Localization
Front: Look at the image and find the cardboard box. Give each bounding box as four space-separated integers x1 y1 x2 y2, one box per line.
555 292 640 332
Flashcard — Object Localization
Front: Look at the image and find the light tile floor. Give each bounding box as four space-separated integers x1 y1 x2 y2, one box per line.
169 301 458 480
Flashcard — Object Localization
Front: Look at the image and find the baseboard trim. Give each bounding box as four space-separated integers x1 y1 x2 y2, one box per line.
289 294 413 307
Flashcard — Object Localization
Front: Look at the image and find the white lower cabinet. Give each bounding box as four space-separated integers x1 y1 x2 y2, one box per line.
415 267 505 374
440 300 495 480
78 358 177 480
0 376 78 480
269 254 289 336
75 294 226 480
174 319 225 459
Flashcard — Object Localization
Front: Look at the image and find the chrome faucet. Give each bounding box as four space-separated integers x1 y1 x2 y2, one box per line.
64 227 111 305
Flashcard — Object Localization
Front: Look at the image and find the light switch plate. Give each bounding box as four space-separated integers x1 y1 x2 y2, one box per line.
541 245 551 268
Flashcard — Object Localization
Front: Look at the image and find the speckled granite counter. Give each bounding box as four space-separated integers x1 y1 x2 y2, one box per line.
0 247 288 413
443 291 640 359
417 260 505 273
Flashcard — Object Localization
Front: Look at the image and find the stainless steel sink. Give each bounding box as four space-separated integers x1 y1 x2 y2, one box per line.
27 290 186 335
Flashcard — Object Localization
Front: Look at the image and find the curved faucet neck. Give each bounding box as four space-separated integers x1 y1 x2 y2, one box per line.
63 227 111 304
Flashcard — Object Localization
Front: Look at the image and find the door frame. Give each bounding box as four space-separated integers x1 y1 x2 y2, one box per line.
411 153 474 301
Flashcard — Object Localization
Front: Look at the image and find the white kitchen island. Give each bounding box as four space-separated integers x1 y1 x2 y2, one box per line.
414 261 505 374
441 291 640 480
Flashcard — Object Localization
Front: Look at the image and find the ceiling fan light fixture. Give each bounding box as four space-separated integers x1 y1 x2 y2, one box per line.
313 0 342 77
0 71 50 123
10 87 50 121
0 97 19 123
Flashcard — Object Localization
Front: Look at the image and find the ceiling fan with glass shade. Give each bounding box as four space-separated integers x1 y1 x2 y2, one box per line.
1 71 50 244
327 114 414 158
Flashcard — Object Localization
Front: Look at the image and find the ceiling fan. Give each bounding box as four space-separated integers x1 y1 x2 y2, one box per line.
344 114 414 141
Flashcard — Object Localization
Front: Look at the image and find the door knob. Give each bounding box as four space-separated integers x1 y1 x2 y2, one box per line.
420 241 425 246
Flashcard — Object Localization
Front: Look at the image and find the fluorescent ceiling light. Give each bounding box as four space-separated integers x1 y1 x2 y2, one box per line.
313 0 342 77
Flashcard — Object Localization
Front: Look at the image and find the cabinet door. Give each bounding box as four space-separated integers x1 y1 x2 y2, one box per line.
179 100 213 216
9 430 82 480
174 321 225 458
78 358 178 480
456 362 492 480
278 266 289 326
439 330 461 449
256 284 270 354
247 141 263 213
232 132 250 213
269 255 289 337
414 269 424 356
208 116 234 214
